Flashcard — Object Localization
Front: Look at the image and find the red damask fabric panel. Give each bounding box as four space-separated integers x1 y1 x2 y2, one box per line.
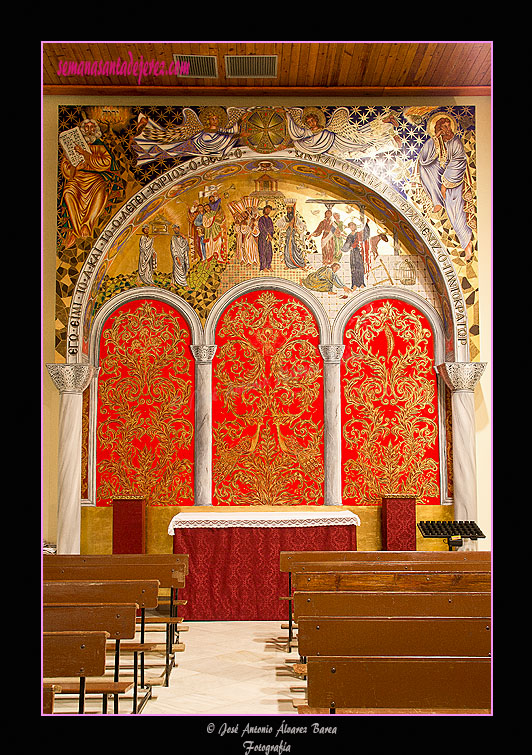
341 298 440 507
381 496 417 551
95 298 195 506
112 498 146 553
212 290 324 506
173 525 357 620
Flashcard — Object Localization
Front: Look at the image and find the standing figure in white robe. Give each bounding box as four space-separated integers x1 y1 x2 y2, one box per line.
138 226 157 285
240 211 260 266
418 116 473 261
171 225 190 287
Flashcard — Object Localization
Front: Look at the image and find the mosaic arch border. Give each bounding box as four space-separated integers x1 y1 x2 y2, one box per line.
67 147 470 365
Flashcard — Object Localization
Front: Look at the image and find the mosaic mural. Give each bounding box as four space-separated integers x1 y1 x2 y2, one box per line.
56 104 479 361
57 103 476 507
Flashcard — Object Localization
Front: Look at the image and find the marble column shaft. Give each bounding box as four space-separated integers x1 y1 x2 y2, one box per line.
319 345 345 506
46 364 97 554
437 362 486 525
190 345 217 506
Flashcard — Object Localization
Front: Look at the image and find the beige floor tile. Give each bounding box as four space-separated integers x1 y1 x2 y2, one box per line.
142 621 299 716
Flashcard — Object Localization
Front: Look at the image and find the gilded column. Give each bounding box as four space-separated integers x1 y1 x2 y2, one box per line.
190 345 217 506
319 344 345 506
46 363 98 554
437 362 487 527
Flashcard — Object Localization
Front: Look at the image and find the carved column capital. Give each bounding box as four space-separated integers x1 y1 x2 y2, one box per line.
190 345 218 364
46 363 98 394
319 344 345 364
437 362 487 392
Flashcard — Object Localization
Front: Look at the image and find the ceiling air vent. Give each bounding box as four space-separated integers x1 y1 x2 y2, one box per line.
172 54 219 78
225 55 278 78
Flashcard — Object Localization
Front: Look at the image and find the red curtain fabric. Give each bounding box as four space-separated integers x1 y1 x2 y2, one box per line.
341 298 440 507
95 298 195 506
173 525 357 620
212 290 324 507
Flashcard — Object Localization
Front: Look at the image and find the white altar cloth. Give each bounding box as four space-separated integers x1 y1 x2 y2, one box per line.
168 509 360 535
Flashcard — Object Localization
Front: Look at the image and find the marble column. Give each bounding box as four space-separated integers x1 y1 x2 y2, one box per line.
46 363 98 554
437 362 487 528
319 344 345 506
190 345 217 506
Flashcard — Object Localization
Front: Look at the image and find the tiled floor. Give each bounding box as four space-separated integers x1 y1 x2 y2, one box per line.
142 621 303 716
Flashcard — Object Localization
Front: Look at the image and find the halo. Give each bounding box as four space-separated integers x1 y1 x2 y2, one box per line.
302 106 326 129
427 111 458 138
199 106 228 128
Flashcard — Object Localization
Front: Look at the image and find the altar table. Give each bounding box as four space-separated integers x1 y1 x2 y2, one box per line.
168 510 360 621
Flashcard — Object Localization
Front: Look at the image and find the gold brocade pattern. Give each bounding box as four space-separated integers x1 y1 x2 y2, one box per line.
96 300 194 505
213 291 324 506
342 301 440 505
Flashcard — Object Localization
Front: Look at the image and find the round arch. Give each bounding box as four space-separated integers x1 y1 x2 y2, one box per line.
204 276 332 346
332 285 447 365
89 286 204 367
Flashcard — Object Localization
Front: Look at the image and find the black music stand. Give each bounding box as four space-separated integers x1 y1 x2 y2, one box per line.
417 520 486 551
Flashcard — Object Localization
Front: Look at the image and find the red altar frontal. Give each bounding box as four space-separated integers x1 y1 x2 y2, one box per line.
169 509 360 621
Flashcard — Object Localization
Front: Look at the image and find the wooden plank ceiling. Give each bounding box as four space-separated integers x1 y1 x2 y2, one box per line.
42 41 492 96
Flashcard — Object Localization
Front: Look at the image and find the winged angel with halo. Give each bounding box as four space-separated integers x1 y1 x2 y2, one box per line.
131 105 248 165
285 106 401 158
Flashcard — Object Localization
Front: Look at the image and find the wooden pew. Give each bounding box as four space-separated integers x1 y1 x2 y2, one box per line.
43 554 189 642
42 579 163 710
43 602 138 714
42 562 186 686
43 631 109 714
279 550 491 647
290 558 491 714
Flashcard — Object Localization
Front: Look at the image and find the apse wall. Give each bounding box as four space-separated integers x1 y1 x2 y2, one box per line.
42 96 492 549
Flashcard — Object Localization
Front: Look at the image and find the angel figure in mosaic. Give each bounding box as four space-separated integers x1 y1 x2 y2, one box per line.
131 106 247 165
285 106 401 158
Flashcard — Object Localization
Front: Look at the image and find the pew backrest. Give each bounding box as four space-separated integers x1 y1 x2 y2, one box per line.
288 560 489 573
306 657 491 711
42 563 185 590
293 570 492 592
293 590 492 622
43 553 189 576
43 603 139 640
42 580 160 610
43 631 109 678
280 550 491 571
297 616 492 657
